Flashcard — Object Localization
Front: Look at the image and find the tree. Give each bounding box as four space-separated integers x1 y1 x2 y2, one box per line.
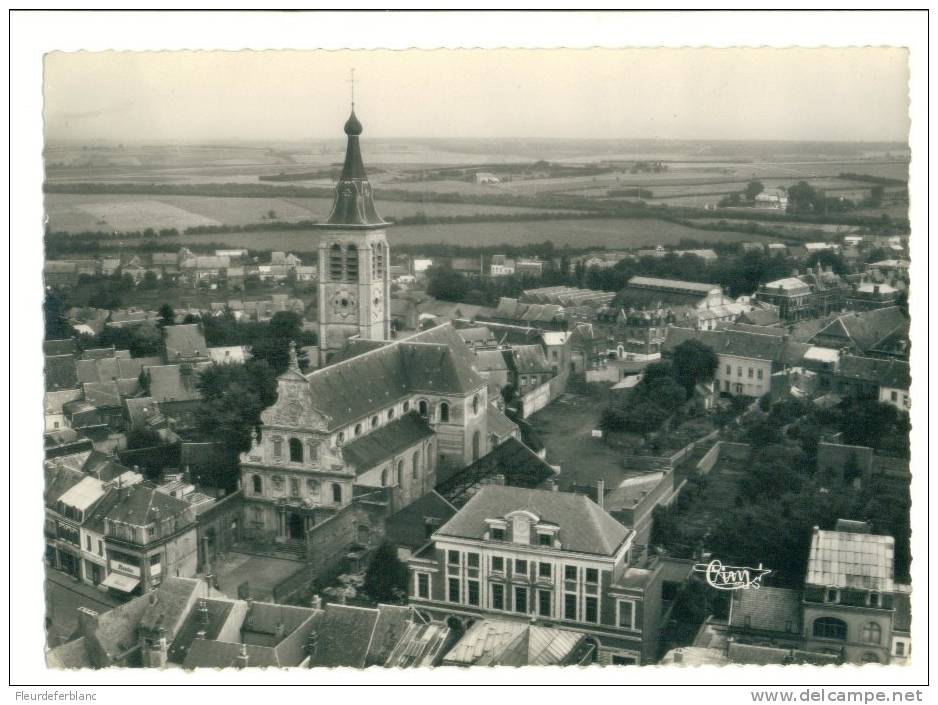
363 542 408 603
251 311 307 374
744 180 765 201
196 361 278 488
142 270 159 289
158 303 176 327
672 340 718 397
786 181 820 214
44 289 72 340
126 427 163 450
426 265 469 302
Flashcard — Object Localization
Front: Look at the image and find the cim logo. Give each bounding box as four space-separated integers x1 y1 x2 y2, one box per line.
692 560 771 590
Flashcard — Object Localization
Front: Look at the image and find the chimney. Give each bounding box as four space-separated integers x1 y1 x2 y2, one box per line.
76 607 100 638
310 594 322 610
275 623 285 640
492 474 505 486
673 649 684 664
198 598 209 627
596 479 605 510
236 642 249 669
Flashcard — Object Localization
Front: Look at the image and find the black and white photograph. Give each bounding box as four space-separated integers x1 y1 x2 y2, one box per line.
8 8 929 694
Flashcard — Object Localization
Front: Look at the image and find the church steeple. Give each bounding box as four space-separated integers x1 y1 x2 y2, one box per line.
322 78 388 229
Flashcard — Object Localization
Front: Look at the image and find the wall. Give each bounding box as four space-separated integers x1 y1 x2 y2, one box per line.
196 490 244 571
303 501 387 581
519 370 570 419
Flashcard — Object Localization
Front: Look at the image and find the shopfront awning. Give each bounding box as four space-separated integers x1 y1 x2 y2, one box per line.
101 572 140 593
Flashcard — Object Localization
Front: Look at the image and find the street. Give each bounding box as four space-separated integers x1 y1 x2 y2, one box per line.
44 567 121 647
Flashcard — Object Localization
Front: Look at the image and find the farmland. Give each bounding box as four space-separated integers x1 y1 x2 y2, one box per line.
133 217 773 252
44 192 574 234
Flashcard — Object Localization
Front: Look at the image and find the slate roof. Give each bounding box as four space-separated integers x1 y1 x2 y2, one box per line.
473 349 509 374
104 482 193 527
436 437 556 505
125 397 164 428
341 412 434 474
45 462 87 507
163 324 209 361
762 277 813 293
811 307 909 353
627 276 720 294
46 637 94 669
44 339 78 356
805 527 895 592
442 620 586 666
167 599 234 664
145 364 204 403
366 605 417 666
385 490 458 551
838 355 910 390
662 327 810 365
307 604 380 668
487 403 519 440
435 484 631 556
45 388 83 415
45 354 78 392
457 326 497 347
729 587 802 633
182 640 280 669
505 345 551 375
306 324 484 430
82 381 122 409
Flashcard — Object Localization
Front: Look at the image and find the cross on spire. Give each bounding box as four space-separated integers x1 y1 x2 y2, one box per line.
347 68 356 108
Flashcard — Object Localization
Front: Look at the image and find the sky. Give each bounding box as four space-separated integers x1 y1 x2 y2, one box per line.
43 48 910 143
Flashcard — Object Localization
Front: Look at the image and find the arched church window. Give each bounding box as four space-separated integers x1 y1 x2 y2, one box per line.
397 460 404 486
252 475 262 495
418 400 428 418
412 451 421 479
439 402 450 423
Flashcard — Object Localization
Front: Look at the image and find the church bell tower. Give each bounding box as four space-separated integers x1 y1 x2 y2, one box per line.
316 90 391 365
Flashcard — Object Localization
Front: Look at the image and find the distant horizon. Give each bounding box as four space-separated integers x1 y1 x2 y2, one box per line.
43 48 910 143
43 136 911 147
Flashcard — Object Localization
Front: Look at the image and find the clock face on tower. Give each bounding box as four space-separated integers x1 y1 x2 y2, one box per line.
331 290 357 319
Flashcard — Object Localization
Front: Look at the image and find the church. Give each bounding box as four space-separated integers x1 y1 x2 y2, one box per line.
239 103 491 550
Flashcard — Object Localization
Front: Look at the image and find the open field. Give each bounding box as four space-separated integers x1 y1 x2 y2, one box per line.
133 217 773 252
44 192 573 233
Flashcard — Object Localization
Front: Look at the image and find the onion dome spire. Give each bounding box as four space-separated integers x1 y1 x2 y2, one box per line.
320 71 387 229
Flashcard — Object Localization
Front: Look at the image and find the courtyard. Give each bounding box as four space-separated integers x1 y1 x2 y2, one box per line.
527 389 637 492
210 551 307 602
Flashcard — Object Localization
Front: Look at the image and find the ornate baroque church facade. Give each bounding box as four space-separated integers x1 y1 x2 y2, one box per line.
239 105 490 550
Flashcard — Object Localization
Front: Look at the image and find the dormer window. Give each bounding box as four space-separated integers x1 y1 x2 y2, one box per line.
538 533 553 547
491 527 506 541
869 593 880 608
